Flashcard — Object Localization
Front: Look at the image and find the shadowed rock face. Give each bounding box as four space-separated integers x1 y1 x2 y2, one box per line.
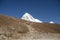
0 14 60 40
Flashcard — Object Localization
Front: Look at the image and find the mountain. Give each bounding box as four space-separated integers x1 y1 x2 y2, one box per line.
21 13 43 23
49 21 55 24
0 14 60 40
22 13 56 24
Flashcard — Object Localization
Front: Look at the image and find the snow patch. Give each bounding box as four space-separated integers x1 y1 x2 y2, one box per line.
49 21 55 24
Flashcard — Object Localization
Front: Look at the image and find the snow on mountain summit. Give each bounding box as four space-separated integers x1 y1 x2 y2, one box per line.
49 21 55 24
21 13 43 23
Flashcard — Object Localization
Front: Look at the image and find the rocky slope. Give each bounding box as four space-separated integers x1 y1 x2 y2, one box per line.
0 14 60 40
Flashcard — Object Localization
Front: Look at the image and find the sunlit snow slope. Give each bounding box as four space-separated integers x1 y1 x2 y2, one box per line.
49 21 55 24
21 13 43 23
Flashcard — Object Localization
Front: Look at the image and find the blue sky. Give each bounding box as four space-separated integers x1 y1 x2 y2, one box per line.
0 0 60 24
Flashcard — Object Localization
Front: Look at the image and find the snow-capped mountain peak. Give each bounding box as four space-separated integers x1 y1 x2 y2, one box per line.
49 21 55 24
21 13 43 23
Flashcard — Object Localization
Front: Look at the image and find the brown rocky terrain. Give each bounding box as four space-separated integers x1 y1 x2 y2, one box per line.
0 14 60 40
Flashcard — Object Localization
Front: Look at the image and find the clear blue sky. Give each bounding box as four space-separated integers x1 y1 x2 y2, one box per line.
0 0 60 24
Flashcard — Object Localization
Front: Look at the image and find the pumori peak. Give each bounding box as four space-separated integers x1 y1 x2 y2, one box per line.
49 21 55 24
21 13 43 23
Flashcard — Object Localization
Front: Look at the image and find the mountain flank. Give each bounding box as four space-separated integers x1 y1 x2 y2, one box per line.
0 14 60 40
